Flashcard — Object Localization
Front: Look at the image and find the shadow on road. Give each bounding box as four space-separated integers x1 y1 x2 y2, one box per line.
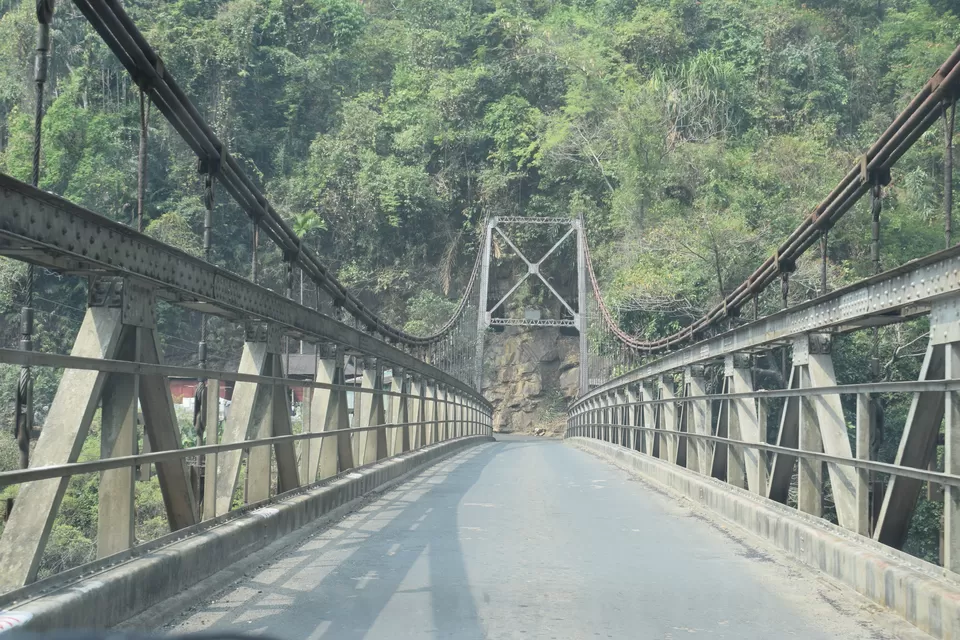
177 441 505 640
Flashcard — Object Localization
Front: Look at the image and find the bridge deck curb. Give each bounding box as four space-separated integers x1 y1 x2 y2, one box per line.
569 437 960 639
5 435 493 631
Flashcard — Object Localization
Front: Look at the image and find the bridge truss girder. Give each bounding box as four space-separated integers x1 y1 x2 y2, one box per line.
569 244 960 571
0 281 198 590
0 176 492 594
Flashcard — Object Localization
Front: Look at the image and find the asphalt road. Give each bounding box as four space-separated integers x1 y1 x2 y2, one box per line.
170 436 927 640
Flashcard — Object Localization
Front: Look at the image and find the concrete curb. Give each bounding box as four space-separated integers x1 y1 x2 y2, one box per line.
569 437 960 639
6 435 493 631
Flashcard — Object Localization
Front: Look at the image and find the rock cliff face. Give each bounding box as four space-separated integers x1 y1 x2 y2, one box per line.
480 328 580 434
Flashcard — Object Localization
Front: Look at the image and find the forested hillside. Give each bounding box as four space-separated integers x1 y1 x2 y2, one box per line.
1 0 957 335
0 0 959 565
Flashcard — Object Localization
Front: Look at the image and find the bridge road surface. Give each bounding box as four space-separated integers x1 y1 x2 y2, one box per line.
168 436 927 639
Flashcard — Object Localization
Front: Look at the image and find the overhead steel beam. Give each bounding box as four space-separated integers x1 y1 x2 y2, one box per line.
0 175 488 406
576 242 960 406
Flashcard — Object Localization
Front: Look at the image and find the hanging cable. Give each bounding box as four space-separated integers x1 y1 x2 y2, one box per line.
193 162 215 451
870 178 885 380
137 89 149 231
15 0 55 471
820 230 828 294
946 98 956 249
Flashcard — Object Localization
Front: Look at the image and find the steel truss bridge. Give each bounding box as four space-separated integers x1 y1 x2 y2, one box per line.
2 2 960 639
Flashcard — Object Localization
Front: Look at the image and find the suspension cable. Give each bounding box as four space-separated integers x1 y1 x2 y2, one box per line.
15 0 55 472
71 0 484 348
580 42 958 354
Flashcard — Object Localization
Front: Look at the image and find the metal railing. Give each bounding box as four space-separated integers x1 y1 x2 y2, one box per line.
0 342 492 597
567 377 960 561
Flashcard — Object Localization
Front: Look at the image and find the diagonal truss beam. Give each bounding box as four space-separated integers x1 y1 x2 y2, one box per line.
490 223 579 319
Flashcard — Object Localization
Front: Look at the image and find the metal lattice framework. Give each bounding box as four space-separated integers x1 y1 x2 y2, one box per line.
0 0 492 598
569 238 960 577
0 175 494 593
474 216 589 392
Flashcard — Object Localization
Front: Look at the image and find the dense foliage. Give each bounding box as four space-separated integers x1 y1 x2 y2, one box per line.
0 0 958 565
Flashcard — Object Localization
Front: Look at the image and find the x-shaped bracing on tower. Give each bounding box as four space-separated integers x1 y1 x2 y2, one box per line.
474 216 589 394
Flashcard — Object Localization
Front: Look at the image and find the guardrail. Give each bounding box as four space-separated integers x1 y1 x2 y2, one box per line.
0 342 492 595
567 375 960 566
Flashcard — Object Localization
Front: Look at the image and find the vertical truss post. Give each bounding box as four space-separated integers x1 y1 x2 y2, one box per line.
98 325 140 558
576 218 589 395
626 385 638 450
640 382 656 456
797 362 824 518
452 391 461 438
388 367 409 455
410 375 425 449
299 382 314 484
424 380 437 445
805 334 857 529
245 363 274 504
659 375 677 463
437 385 448 441
215 323 276 515
724 356 747 489
947 342 960 569
475 218 494 390
711 375 729 482
602 393 611 442
685 367 708 475
359 357 386 465
856 392 873 537
768 363 800 504
310 344 346 480
728 354 763 494
203 378 220 520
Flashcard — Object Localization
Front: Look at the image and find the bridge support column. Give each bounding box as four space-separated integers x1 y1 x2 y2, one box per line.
659 375 677 463
0 279 197 590
727 355 764 494
388 368 410 455
640 382 656 456
98 325 140 558
768 363 801 504
359 358 387 465
215 323 300 515
684 367 709 475
308 344 352 481
625 386 638 450
410 375 425 448
876 299 959 549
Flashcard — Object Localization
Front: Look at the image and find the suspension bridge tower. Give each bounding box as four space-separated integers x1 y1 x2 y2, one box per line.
474 216 590 396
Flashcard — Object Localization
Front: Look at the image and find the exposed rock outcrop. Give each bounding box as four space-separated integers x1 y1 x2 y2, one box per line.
481 328 580 435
